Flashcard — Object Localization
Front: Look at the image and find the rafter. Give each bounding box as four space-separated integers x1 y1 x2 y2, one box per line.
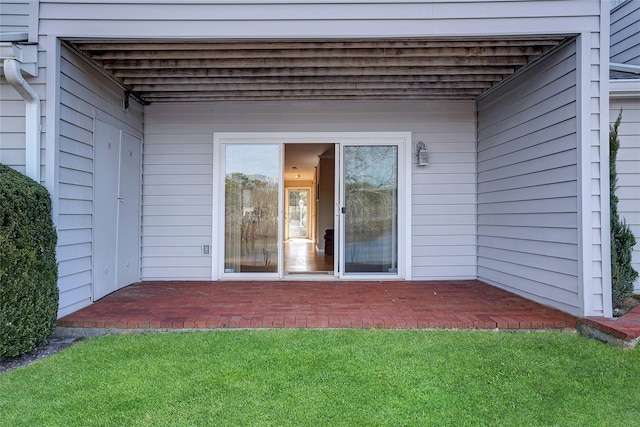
67 36 569 103
132 81 493 93
90 46 544 61
113 66 517 78
73 38 565 52
122 74 505 85
101 56 528 70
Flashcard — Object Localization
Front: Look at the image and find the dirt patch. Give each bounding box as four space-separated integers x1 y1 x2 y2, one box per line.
613 295 640 318
0 337 81 374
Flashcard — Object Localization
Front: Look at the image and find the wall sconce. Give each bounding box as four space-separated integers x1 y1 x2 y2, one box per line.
415 141 428 166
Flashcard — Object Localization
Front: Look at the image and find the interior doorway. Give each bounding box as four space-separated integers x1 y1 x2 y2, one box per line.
284 143 335 274
286 189 310 239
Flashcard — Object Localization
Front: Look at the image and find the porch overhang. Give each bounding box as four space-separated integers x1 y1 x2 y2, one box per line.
65 36 571 104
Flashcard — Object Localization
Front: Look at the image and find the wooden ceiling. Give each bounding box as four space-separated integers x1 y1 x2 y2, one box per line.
69 38 568 103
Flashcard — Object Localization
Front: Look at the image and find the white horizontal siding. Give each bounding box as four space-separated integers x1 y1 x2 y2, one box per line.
610 0 640 65
611 99 640 292
0 1 30 35
144 100 477 281
477 41 582 316
39 1 600 39
56 44 143 317
142 133 213 280
0 65 45 178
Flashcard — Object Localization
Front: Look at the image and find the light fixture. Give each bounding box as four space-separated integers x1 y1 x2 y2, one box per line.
415 141 428 166
294 173 301 179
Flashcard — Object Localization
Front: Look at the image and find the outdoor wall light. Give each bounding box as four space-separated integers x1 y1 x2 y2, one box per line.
415 141 428 166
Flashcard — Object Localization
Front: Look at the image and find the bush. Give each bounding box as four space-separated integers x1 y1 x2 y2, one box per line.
0 163 58 360
609 112 639 306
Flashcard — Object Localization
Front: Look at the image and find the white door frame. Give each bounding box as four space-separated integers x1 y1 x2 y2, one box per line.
213 132 412 280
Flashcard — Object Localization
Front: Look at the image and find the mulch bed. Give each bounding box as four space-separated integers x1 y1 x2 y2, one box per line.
0 337 80 374
613 295 640 317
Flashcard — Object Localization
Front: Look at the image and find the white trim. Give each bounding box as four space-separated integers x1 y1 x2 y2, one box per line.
333 143 340 277
278 143 285 277
576 32 591 318
600 8 612 318
210 133 219 280
45 35 60 229
28 0 39 43
212 131 412 281
609 79 640 98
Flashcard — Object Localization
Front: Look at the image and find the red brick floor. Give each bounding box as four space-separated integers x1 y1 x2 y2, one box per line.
57 280 578 330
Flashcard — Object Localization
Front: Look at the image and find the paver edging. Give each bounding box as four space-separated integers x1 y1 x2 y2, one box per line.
577 319 640 349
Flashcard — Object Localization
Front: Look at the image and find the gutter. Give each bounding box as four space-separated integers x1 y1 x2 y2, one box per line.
609 63 640 99
610 62 640 75
0 43 40 182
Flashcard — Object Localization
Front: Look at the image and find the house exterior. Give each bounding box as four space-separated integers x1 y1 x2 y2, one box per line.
610 0 640 293
0 1 613 318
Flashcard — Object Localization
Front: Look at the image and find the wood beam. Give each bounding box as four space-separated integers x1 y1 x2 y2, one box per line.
141 94 479 102
113 66 516 78
73 39 565 52
101 56 528 70
142 88 484 98
88 46 544 61
132 81 493 92
122 74 505 85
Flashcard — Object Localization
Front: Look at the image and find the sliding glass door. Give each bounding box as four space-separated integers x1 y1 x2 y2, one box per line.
342 145 398 274
224 144 279 273
216 133 407 279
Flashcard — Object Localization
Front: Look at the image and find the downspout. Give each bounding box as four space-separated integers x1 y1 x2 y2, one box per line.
3 58 41 183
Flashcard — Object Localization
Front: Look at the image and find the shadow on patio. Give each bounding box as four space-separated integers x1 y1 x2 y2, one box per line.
57 280 577 333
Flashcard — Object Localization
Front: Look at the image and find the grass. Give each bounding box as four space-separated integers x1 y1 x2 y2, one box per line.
1 330 639 426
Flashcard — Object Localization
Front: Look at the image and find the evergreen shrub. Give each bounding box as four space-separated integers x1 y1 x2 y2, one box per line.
609 112 639 306
0 163 58 359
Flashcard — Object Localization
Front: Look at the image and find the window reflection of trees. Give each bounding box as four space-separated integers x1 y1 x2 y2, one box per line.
225 172 278 270
344 146 397 237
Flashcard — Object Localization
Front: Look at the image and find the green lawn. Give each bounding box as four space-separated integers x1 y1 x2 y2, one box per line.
1 330 638 426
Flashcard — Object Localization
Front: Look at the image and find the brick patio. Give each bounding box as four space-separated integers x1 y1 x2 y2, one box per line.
57 280 578 331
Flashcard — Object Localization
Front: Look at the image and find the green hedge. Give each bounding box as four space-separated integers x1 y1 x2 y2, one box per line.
0 163 58 360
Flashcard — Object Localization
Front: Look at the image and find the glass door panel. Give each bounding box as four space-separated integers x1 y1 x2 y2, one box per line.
343 145 398 274
224 144 279 273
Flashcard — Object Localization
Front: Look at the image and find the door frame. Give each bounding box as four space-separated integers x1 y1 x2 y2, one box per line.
213 132 412 280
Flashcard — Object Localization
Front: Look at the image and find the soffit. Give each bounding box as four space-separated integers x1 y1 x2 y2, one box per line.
67 38 569 103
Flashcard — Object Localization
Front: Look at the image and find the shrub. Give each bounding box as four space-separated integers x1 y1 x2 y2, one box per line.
0 163 58 360
609 112 639 306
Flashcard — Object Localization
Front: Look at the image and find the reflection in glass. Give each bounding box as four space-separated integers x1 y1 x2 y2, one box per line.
224 145 279 273
344 145 398 273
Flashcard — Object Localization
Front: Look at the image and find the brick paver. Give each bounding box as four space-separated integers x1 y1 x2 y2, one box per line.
57 280 578 331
